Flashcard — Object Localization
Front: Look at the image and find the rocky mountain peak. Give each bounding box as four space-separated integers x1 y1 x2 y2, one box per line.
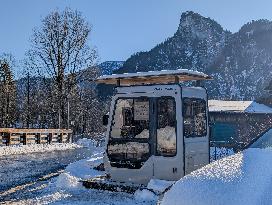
177 11 226 39
114 12 272 102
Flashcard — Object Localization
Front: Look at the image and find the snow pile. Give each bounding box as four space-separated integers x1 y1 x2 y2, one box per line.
0 143 81 157
64 153 104 179
162 148 272 205
250 128 272 149
134 179 175 202
76 138 97 148
55 138 105 190
56 172 82 189
134 189 158 202
246 101 272 113
52 149 158 204
147 179 175 193
55 151 105 190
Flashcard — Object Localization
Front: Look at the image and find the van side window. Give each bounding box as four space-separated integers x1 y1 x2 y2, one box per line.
156 97 176 156
183 98 207 138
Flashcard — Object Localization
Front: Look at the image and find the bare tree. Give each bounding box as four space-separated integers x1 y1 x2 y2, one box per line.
27 8 98 128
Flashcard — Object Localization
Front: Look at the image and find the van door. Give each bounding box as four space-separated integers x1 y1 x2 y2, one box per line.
106 96 154 184
153 95 184 181
182 87 209 175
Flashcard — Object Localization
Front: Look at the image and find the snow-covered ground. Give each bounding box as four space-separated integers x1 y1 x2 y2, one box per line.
2 140 157 205
0 137 237 204
162 148 272 205
0 143 81 157
4 135 271 205
0 145 95 192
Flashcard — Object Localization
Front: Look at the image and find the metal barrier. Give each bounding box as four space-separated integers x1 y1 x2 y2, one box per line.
209 141 244 162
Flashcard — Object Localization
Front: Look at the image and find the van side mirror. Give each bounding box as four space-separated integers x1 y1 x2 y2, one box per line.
103 114 109 126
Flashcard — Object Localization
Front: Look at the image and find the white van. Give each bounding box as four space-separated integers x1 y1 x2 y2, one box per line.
97 69 211 185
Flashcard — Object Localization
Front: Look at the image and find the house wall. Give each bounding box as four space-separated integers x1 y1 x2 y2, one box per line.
209 112 272 150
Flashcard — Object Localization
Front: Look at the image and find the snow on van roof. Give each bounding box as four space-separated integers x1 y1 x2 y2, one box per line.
98 69 209 79
96 69 212 85
161 148 272 205
208 100 272 114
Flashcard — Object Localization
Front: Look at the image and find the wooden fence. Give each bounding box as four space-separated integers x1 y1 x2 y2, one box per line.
0 128 73 146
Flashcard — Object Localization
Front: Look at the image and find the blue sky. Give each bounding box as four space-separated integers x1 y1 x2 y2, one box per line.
1 0 272 67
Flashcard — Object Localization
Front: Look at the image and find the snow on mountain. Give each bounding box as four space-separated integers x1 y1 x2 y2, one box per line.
210 19 272 100
115 11 272 101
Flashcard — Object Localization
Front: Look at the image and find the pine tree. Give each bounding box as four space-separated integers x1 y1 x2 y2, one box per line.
0 58 16 127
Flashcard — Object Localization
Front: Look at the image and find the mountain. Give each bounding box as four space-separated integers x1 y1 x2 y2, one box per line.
16 61 124 101
98 61 124 75
210 20 272 100
117 11 229 73
115 11 272 101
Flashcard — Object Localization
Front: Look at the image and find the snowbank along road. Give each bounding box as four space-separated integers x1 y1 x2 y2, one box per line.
0 146 93 193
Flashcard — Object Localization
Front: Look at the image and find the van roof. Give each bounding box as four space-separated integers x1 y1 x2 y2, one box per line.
96 69 212 86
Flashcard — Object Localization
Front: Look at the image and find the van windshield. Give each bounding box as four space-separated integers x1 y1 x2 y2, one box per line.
107 97 177 168
108 98 150 169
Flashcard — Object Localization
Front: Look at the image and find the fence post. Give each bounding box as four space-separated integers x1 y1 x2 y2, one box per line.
22 133 27 145
37 133 41 144
48 133 52 144
7 133 11 146
59 132 63 143
68 132 73 143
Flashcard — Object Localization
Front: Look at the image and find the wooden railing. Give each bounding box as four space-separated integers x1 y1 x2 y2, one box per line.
0 128 73 146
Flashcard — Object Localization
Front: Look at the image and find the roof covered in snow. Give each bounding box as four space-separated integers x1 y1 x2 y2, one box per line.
96 69 212 86
208 100 272 114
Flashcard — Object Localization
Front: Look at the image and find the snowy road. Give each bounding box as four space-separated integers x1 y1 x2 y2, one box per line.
0 146 156 205
0 147 93 192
